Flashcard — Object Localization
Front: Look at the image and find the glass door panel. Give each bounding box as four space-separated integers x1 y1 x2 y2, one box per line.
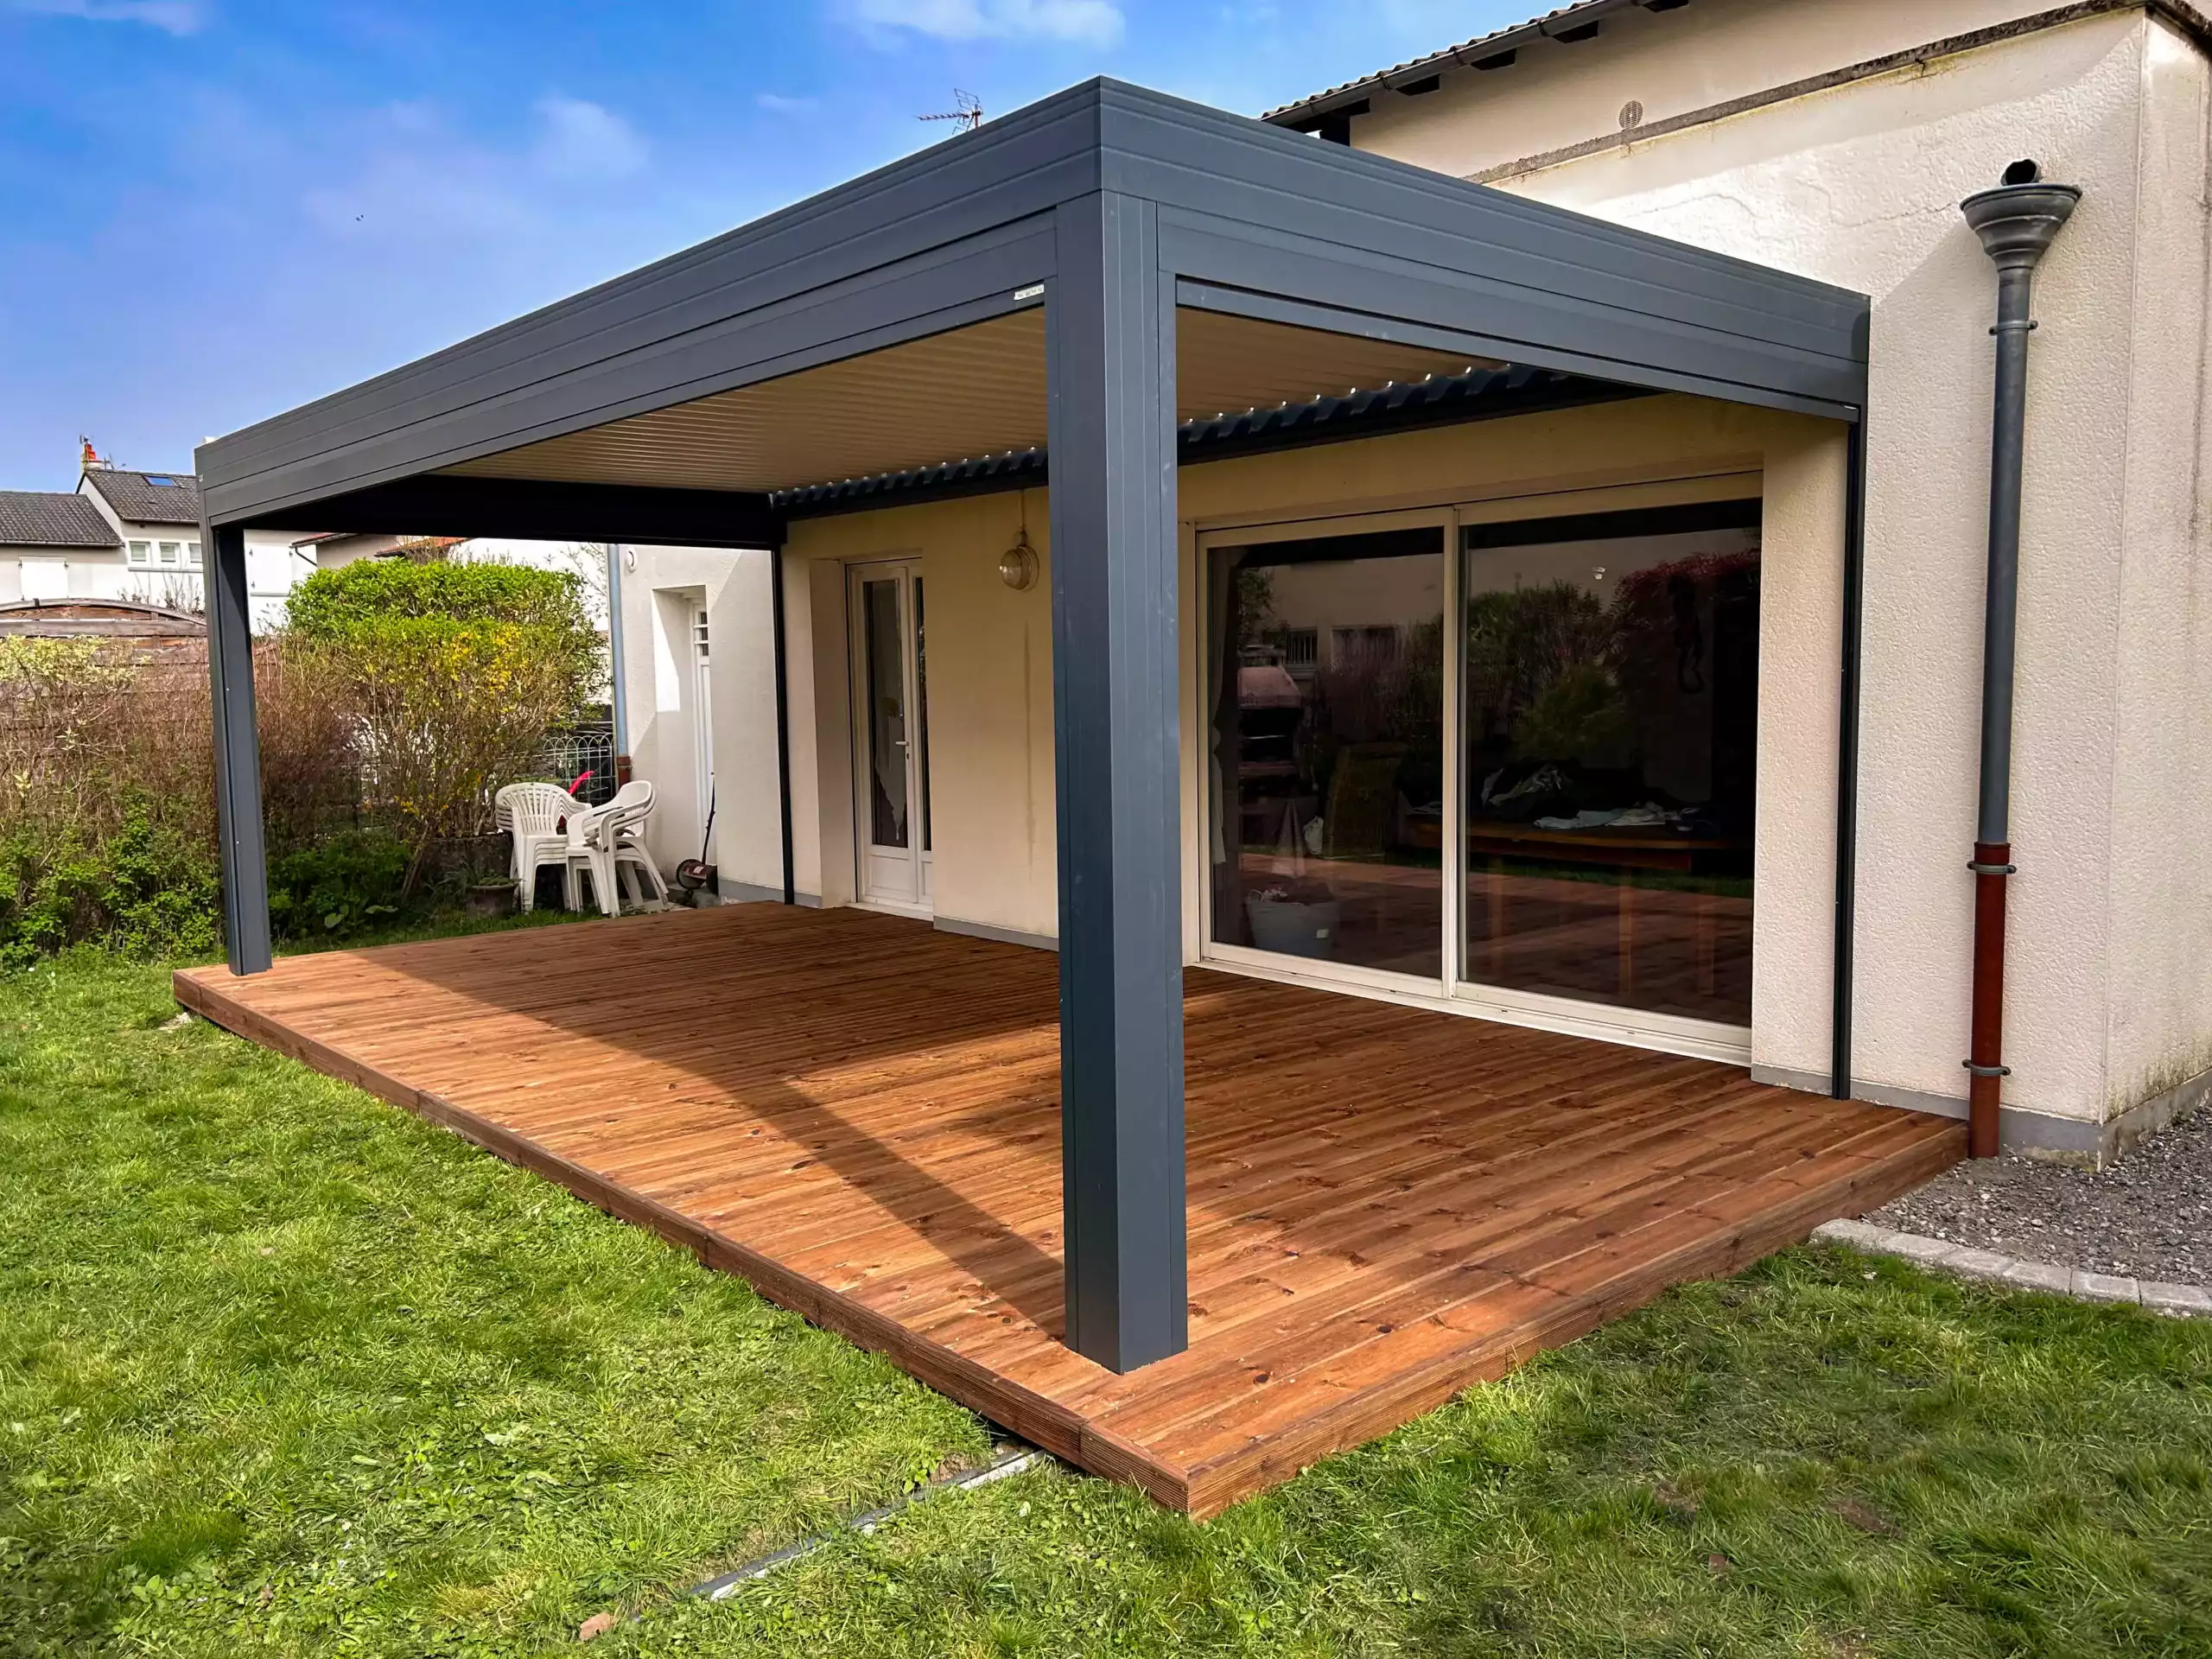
914 576 931 858
1205 525 1446 979
852 563 931 912
861 577 909 849
1460 500 1760 1025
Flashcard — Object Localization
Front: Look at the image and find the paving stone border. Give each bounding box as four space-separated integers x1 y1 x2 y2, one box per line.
1813 1219 2212 1319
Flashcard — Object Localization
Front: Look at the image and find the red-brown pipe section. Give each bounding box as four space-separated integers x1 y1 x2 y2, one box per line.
1967 841 2011 1158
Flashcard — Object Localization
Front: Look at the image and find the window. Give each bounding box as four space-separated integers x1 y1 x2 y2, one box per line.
127 541 150 565
157 542 181 566
143 474 177 487
1461 500 1760 1026
1332 623 1400 664
1199 494 1764 1041
1206 525 1445 980
186 542 201 566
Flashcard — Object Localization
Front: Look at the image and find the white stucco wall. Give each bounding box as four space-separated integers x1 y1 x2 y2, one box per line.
614 543 783 887
2102 22 2212 1119
1346 4 2210 1128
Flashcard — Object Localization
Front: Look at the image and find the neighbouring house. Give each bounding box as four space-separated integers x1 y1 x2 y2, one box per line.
0 448 307 626
168 1 2212 1512
285 531 457 568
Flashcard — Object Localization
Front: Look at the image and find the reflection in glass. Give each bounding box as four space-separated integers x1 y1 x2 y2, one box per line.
1207 527 1445 978
1461 501 1759 1024
914 577 931 855
863 577 907 849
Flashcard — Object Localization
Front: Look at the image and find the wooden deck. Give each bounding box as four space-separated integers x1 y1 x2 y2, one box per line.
175 904 1961 1517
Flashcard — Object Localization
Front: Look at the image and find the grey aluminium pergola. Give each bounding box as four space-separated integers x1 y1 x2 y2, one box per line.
195 78 1871 1374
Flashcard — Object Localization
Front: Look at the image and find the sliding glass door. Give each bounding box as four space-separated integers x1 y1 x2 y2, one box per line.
1201 494 1762 1048
1460 501 1759 1028
1205 524 1446 981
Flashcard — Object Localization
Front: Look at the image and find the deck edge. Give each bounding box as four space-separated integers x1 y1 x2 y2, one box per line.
1178 1116 1962 1517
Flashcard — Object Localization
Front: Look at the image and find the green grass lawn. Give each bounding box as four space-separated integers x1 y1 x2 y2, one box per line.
3 950 2209 1657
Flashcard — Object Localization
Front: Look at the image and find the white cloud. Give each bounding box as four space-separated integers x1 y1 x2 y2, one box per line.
848 0 1123 48
532 94 649 182
15 0 206 35
754 91 818 113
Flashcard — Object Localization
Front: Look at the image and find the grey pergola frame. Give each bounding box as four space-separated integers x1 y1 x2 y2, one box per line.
198 78 1871 1375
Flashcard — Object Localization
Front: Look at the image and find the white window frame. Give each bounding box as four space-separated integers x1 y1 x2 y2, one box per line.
157 541 181 566
127 541 150 566
1191 476 1763 1066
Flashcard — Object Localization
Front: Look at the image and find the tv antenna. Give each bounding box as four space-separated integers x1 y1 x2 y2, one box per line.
919 89 983 131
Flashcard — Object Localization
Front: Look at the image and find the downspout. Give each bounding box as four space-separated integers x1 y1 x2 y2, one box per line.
606 543 632 781
1958 161 2079 1158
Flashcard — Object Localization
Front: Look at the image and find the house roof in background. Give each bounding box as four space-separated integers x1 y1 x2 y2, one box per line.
0 489 124 550
1260 0 2212 129
1262 0 1640 125
82 467 204 525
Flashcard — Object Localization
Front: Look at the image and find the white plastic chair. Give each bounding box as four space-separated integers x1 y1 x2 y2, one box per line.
564 779 671 915
495 781 584 912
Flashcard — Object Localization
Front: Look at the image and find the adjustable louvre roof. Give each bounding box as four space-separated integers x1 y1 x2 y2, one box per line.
197 78 1868 536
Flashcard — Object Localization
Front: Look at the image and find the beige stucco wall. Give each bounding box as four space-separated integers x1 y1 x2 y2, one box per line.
2103 23 2212 1119
762 392 1846 1064
780 493 1062 939
1346 4 2211 1128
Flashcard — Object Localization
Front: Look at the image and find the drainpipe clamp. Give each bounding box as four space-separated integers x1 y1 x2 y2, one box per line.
1989 320 2039 336
1967 858 2017 875
1962 1060 2012 1078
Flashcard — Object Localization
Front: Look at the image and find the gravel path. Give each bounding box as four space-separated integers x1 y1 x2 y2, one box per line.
1866 1109 2212 1285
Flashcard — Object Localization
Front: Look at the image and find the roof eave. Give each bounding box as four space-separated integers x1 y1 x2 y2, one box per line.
1264 0 2212 130
1264 0 1636 128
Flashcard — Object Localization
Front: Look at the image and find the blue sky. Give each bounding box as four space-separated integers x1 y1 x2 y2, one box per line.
0 1 1537 492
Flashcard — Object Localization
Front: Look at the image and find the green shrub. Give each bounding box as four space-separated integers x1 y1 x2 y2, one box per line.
0 798 220 968
268 830 414 940
286 558 593 638
285 560 603 896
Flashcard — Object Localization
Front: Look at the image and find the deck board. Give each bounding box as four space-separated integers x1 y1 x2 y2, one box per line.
175 903 1959 1516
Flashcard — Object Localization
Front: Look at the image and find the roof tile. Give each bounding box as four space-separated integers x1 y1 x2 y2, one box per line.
0 490 124 550
81 467 204 525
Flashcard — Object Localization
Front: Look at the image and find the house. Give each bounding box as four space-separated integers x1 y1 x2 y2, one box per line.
1253 0 2212 1164
625 0 2212 1164
169 3 2210 1512
1 448 306 626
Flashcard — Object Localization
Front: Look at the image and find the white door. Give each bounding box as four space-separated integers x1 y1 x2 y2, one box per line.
849 562 931 914
691 606 715 857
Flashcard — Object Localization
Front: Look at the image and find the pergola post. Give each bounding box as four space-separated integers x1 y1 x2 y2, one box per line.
1046 191 1187 1372
204 521 272 975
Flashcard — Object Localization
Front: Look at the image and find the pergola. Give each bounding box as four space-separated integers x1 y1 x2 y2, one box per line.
194 78 1870 1374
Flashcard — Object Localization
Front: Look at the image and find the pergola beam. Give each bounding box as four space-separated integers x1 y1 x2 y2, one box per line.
234 474 785 549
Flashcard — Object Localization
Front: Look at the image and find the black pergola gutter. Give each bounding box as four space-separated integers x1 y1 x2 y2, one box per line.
196 77 1869 1376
